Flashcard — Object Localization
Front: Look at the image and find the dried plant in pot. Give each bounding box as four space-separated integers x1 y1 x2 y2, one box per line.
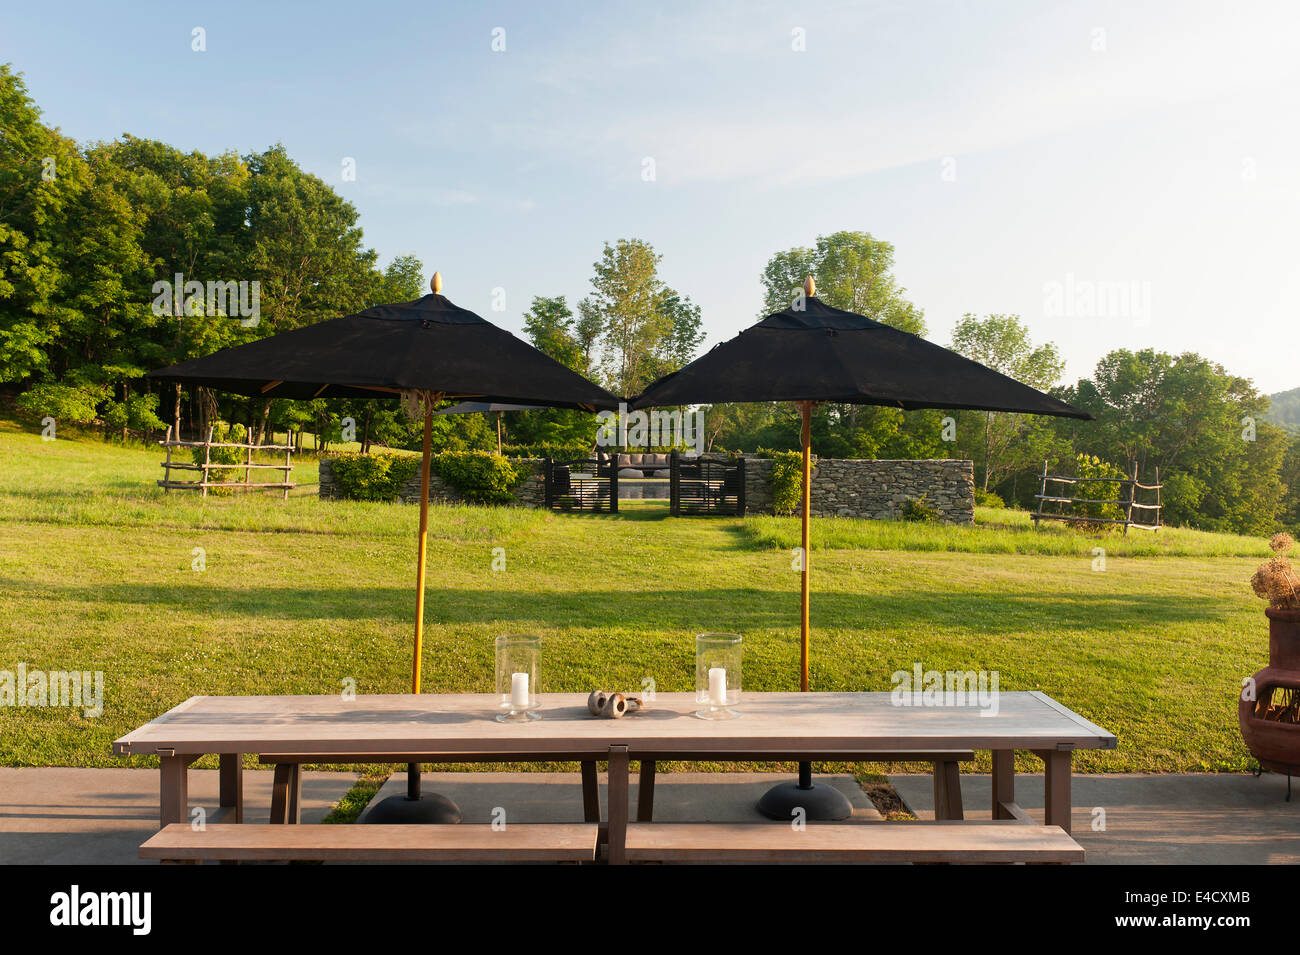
1239 533 1300 784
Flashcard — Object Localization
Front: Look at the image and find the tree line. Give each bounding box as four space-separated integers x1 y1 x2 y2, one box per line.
2 64 1294 534
699 231 1297 536
0 66 700 455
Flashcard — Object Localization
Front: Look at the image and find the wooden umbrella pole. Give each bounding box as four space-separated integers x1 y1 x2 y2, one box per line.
496 411 502 455
800 400 812 692
412 397 434 694
406 396 435 802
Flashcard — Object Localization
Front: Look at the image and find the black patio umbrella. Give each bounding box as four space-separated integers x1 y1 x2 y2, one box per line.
149 273 619 823
631 277 1091 820
435 401 542 454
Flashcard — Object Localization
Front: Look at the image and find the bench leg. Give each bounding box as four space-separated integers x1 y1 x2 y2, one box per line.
270 763 301 825
932 759 964 821
991 750 1015 820
219 753 243 824
1035 749 1072 834
160 755 190 828
637 759 656 822
607 746 629 866
581 761 600 824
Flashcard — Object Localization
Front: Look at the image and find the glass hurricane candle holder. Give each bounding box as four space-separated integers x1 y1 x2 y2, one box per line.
495 634 541 722
695 632 742 720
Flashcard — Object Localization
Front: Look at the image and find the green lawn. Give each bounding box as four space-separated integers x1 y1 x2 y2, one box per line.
0 420 1273 775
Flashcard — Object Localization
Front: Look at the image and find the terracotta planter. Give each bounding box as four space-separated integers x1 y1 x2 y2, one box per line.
1239 608 1300 774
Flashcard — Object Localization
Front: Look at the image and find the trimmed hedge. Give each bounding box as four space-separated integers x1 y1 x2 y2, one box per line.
329 451 529 504
330 452 422 502
432 450 527 504
766 449 808 516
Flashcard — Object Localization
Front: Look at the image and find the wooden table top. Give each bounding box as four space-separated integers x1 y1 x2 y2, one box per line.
112 691 1116 757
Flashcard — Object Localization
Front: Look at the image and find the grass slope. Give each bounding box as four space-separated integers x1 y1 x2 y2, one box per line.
0 421 1275 774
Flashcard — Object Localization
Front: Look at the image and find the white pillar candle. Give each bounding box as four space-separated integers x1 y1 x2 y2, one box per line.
510 672 530 708
708 667 727 705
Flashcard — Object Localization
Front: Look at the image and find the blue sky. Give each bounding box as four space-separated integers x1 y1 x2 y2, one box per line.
4 0 1297 393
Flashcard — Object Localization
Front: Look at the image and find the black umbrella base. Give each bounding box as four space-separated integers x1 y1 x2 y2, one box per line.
756 780 854 821
363 792 463 825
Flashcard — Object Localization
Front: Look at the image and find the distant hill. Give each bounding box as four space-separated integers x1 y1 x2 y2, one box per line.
1267 387 1300 433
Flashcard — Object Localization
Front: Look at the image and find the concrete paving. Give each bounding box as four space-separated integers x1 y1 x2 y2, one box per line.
0 768 358 865
889 771 1300 864
361 771 880 824
7 766 1300 864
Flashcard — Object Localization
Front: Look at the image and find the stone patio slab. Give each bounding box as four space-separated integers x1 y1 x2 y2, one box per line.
0 767 358 865
889 771 1300 864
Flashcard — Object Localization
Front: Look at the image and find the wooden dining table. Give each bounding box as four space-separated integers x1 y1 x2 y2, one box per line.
113 690 1116 863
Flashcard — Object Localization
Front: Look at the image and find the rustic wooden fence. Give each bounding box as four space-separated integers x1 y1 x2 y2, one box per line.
158 426 295 499
1032 461 1162 534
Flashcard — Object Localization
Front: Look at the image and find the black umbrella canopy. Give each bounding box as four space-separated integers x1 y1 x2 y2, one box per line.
630 294 1090 419
148 291 619 410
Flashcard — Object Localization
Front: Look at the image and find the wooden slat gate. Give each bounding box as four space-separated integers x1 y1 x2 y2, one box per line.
544 458 617 513
670 452 745 516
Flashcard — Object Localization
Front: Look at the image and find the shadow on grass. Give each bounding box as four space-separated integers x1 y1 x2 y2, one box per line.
548 505 670 523
0 576 1240 634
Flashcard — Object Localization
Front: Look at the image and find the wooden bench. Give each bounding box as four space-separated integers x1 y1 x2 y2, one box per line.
624 821 1084 864
140 823 598 864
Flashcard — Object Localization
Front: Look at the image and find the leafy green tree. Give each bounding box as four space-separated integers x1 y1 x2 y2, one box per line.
646 290 704 381
107 136 251 437
582 239 668 395
522 295 584 372
375 253 424 303
1062 349 1286 533
236 146 378 441
1266 387 1300 434
1280 434 1300 529
322 252 428 451
574 297 603 372
0 65 89 386
511 295 597 449
759 230 925 334
245 146 375 332
949 313 1067 491
579 239 700 397
757 230 935 457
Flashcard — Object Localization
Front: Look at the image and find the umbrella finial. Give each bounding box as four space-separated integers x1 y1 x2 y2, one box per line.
431 272 443 294
803 275 816 297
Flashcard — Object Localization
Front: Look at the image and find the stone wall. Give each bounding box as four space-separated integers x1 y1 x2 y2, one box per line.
731 454 973 524
319 453 973 523
318 456 546 507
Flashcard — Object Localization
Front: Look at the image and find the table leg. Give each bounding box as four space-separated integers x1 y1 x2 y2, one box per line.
606 745 629 865
270 763 301 825
932 759 964 820
159 755 190 828
991 750 1015 820
1034 749 1072 833
219 753 243 823
581 761 600 823
637 759 656 822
